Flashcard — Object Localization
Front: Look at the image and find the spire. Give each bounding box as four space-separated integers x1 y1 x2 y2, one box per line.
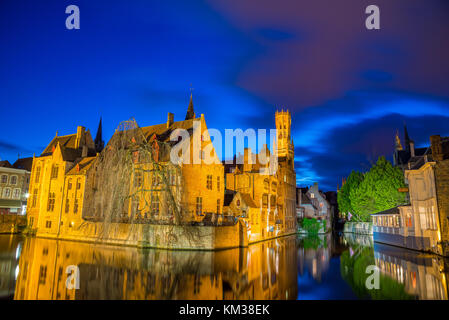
95 117 104 153
404 123 410 152
185 93 196 120
395 130 403 151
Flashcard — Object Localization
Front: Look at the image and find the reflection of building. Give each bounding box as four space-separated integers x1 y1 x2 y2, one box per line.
296 183 332 229
0 236 22 298
374 243 448 300
0 159 32 215
297 234 332 283
373 134 449 256
14 236 297 300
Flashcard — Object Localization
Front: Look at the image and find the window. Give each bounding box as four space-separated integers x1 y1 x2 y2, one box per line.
47 192 56 211
65 199 70 213
134 171 143 188
310 193 315 199
206 175 213 190
50 165 58 179
35 167 41 183
76 178 81 190
1 175 7 184
10 175 17 185
217 199 220 214
217 176 220 191
196 197 203 215
67 179 72 190
45 220 52 228
151 196 159 215
3 188 11 198
74 199 79 214
39 265 47 284
32 189 38 207
13 188 20 199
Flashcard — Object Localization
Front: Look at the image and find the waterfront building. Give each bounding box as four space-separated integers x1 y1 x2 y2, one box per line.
26 125 98 237
373 135 449 256
25 97 297 248
296 183 332 229
0 158 32 215
224 110 297 243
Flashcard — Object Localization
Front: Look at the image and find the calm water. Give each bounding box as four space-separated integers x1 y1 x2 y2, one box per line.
0 233 447 300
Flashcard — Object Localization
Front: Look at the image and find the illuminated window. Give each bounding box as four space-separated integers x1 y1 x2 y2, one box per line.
68 179 72 190
76 178 81 190
217 176 220 191
217 199 220 214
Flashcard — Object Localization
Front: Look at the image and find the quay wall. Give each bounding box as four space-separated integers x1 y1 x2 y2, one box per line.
31 220 295 250
343 222 373 235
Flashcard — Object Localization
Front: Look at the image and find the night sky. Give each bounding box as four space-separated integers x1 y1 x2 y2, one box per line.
1 0 448 191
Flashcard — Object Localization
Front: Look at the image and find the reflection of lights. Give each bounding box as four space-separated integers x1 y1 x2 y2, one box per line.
25 193 30 199
15 243 22 259
15 265 19 280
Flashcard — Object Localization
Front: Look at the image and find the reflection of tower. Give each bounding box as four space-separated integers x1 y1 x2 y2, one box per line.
275 110 294 163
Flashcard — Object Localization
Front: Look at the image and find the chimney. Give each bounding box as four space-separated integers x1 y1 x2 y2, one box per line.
410 140 415 157
167 112 174 128
76 126 85 149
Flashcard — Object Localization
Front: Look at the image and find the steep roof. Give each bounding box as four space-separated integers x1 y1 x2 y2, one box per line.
12 157 33 171
0 160 13 168
42 134 77 155
67 157 96 175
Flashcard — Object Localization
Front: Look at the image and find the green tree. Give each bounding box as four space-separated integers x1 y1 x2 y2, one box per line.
349 156 407 221
337 170 364 216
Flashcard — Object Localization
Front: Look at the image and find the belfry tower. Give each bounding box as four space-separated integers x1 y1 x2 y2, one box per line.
275 109 294 163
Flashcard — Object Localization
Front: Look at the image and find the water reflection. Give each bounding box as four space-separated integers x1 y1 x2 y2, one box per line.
13 236 297 300
2 232 448 300
0 235 22 299
340 233 449 300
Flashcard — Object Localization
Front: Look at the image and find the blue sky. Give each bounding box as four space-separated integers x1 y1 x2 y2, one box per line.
1 0 448 190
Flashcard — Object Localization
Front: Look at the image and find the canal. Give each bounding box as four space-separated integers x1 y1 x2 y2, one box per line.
0 233 447 300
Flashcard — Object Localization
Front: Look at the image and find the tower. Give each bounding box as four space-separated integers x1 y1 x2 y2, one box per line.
94 117 104 153
275 109 294 161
